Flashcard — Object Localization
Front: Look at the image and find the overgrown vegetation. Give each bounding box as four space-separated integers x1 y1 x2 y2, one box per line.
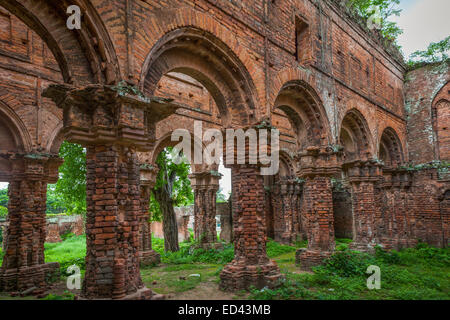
249 243 450 300
408 36 450 70
44 234 86 276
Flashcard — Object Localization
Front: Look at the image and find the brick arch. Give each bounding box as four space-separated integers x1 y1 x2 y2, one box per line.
140 26 259 127
0 0 120 85
339 108 374 161
278 149 296 179
150 131 216 173
378 127 404 167
45 121 65 154
431 81 450 161
273 79 332 148
0 92 33 153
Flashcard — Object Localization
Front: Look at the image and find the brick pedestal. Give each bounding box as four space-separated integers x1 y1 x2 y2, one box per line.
219 165 282 291
190 171 221 248
0 154 62 293
295 147 340 270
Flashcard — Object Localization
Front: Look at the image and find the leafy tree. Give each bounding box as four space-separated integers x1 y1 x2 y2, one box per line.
151 147 193 252
53 141 87 214
408 36 450 68
46 184 66 214
0 188 7 208
346 0 403 42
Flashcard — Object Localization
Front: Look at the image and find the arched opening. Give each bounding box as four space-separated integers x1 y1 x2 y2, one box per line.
0 0 119 85
141 27 258 127
274 81 332 150
339 109 373 162
379 127 404 167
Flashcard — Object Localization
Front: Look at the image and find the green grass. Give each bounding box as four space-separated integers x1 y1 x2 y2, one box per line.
2 235 449 300
44 234 86 276
249 243 450 300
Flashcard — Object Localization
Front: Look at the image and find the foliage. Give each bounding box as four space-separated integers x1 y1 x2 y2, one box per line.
0 188 7 207
150 147 193 222
0 205 7 218
152 236 234 265
46 184 66 214
250 243 450 300
408 36 450 69
346 0 403 42
42 291 75 300
216 187 228 203
53 141 87 215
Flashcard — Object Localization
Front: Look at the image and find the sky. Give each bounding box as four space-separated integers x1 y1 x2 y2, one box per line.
0 0 448 195
393 0 450 58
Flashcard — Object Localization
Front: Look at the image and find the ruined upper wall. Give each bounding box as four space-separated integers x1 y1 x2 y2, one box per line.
404 62 450 163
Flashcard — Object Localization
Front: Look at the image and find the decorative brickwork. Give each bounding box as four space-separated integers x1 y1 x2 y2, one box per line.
295 147 341 269
190 171 221 248
343 160 383 252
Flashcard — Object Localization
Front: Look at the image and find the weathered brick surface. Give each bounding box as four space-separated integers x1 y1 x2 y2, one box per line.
0 0 448 297
220 164 282 291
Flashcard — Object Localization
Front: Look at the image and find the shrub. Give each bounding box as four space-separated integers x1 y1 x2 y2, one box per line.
322 250 376 277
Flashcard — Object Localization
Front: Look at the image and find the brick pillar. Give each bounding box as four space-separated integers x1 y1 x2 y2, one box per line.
344 160 383 252
272 180 297 245
220 164 282 291
380 169 417 250
138 165 160 266
293 180 305 241
43 83 179 300
189 171 221 248
0 153 62 293
295 147 341 270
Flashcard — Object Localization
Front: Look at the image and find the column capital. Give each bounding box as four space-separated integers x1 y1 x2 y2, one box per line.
0 151 63 183
295 146 342 178
343 159 383 184
382 168 413 189
189 170 222 190
43 83 179 151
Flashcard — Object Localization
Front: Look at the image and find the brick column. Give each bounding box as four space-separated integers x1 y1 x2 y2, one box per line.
139 165 160 266
343 160 383 252
189 171 221 248
295 147 341 270
271 180 297 245
219 164 282 291
0 153 62 293
43 83 178 300
380 169 417 250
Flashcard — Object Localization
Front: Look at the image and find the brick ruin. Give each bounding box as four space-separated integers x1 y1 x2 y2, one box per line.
0 0 448 298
